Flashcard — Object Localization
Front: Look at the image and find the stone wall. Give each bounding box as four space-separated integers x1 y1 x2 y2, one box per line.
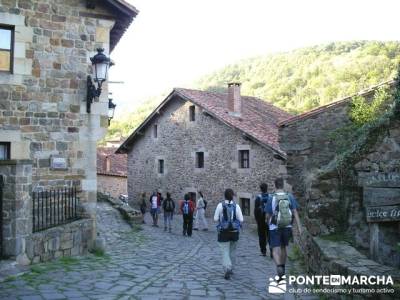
306 236 400 299
0 0 116 222
279 101 352 207
97 174 127 199
127 97 286 220
0 159 32 263
25 218 93 263
279 87 400 268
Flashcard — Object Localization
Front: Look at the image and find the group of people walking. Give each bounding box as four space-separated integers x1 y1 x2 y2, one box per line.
138 177 302 283
139 191 208 234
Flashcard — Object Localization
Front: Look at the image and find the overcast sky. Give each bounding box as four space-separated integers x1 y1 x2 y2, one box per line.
109 0 400 116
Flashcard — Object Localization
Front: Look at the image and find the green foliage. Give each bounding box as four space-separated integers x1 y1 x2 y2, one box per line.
350 87 392 126
323 70 400 197
196 41 400 114
103 41 400 142
329 86 393 155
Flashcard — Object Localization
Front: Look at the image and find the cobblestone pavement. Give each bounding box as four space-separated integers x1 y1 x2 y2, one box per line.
0 202 317 299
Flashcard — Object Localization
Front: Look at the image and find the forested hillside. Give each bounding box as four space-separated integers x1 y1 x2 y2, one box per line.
105 41 400 142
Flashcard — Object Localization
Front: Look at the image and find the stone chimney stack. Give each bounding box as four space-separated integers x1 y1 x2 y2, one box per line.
227 82 241 117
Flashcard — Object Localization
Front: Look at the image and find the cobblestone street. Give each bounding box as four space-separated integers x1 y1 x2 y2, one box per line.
0 202 316 299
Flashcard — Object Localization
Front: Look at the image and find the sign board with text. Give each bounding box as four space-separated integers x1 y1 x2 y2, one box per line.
362 173 400 223
50 156 67 170
366 205 400 222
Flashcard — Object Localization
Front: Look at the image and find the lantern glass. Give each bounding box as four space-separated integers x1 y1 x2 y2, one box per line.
108 105 115 119
94 62 108 82
108 98 116 119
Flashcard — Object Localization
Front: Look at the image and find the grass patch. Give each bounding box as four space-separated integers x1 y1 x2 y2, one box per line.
131 224 143 232
3 275 17 282
319 232 354 245
58 256 79 266
288 244 307 277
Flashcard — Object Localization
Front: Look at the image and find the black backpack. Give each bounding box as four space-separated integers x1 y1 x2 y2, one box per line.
203 199 208 210
165 199 174 212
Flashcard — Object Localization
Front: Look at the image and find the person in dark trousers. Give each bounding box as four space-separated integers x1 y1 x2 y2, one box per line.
162 192 175 232
254 183 270 256
140 192 147 224
180 193 195 236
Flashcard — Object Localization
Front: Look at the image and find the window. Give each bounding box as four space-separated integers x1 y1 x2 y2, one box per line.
0 142 10 160
153 124 158 138
239 150 250 168
0 26 14 72
189 105 195 121
158 159 164 174
195 152 204 168
105 157 111 172
240 198 250 216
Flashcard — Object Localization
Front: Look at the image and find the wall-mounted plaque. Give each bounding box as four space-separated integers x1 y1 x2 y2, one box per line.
50 156 67 170
366 205 400 222
362 172 400 223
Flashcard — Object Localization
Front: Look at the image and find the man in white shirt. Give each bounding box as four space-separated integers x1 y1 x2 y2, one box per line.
214 188 244 280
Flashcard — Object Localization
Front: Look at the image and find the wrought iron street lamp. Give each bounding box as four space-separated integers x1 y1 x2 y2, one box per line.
86 48 112 113
108 98 116 125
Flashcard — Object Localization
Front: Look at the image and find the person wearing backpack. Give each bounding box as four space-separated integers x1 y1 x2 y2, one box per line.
265 178 302 280
180 193 195 236
214 188 243 280
254 183 270 257
194 191 208 231
139 192 147 224
163 192 175 232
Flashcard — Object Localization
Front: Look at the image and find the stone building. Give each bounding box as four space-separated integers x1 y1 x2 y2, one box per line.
279 80 400 273
117 83 291 221
0 0 138 263
97 146 127 199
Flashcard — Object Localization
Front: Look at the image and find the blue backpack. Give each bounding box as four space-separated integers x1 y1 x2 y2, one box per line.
182 201 190 215
260 193 270 213
218 202 241 232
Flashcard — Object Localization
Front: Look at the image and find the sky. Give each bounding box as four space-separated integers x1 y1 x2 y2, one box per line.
109 0 400 117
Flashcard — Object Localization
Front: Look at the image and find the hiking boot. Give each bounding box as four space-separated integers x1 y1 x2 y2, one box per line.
224 271 231 280
193 228 199 231
277 265 285 278
202 228 208 231
168 228 171 233
164 227 167 231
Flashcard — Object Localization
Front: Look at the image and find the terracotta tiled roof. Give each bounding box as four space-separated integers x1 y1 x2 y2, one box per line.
97 147 127 177
279 79 396 127
117 87 292 157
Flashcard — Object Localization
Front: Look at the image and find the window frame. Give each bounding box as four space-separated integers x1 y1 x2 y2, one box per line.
195 151 204 168
0 142 11 160
0 25 14 74
240 198 250 216
238 149 250 169
189 105 195 122
158 159 164 174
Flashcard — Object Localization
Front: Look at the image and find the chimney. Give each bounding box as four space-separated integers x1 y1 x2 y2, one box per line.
227 82 241 117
